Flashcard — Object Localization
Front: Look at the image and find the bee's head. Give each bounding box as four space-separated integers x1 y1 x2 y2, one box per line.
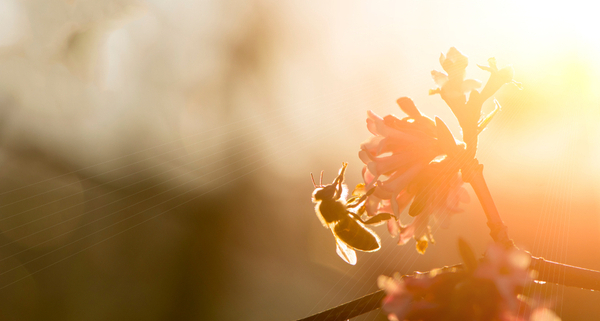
312 184 336 201
311 163 348 201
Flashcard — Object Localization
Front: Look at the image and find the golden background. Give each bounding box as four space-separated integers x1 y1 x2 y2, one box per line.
0 0 598 320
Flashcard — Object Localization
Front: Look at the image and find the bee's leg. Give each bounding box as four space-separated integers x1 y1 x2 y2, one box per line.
334 179 343 200
346 197 364 208
347 187 376 208
349 211 394 225
333 163 348 200
361 213 394 225
347 212 363 222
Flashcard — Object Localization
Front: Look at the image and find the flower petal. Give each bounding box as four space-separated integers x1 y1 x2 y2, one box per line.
366 110 384 135
378 163 425 193
358 149 373 164
396 191 413 214
431 70 448 87
367 110 423 142
362 165 376 186
365 194 380 216
371 152 421 176
387 217 399 237
396 97 421 118
360 136 384 154
530 308 561 321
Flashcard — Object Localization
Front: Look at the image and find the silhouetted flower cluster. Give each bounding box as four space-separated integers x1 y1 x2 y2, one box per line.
357 47 520 254
359 97 469 253
429 47 520 135
378 242 560 321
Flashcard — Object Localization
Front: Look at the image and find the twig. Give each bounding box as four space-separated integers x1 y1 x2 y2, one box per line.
297 290 386 321
530 257 600 290
464 160 515 248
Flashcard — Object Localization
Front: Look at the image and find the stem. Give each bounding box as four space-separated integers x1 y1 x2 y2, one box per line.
530 257 600 290
466 162 514 248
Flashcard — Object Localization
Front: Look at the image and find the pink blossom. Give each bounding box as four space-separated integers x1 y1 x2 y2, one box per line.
378 273 440 321
429 47 482 111
378 275 412 321
360 97 469 252
429 48 521 135
529 308 561 321
477 57 522 103
474 245 532 310
378 243 561 321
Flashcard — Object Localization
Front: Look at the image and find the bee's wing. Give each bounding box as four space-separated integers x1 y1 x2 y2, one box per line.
335 236 357 265
333 218 381 252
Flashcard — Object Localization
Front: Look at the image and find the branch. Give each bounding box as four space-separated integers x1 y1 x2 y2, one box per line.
297 290 386 321
463 160 514 248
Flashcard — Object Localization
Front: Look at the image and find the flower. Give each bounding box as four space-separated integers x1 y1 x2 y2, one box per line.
359 97 470 253
378 243 561 321
378 272 447 321
430 48 520 143
529 308 561 321
429 47 482 114
378 274 412 321
474 245 532 310
477 57 523 103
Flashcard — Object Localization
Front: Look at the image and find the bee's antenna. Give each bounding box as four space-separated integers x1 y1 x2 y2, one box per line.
319 171 324 186
310 173 318 188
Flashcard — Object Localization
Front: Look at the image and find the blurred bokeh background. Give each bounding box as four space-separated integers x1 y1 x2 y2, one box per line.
0 0 599 320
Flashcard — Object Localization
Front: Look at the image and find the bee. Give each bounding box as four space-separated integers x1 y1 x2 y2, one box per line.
311 162 393 265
